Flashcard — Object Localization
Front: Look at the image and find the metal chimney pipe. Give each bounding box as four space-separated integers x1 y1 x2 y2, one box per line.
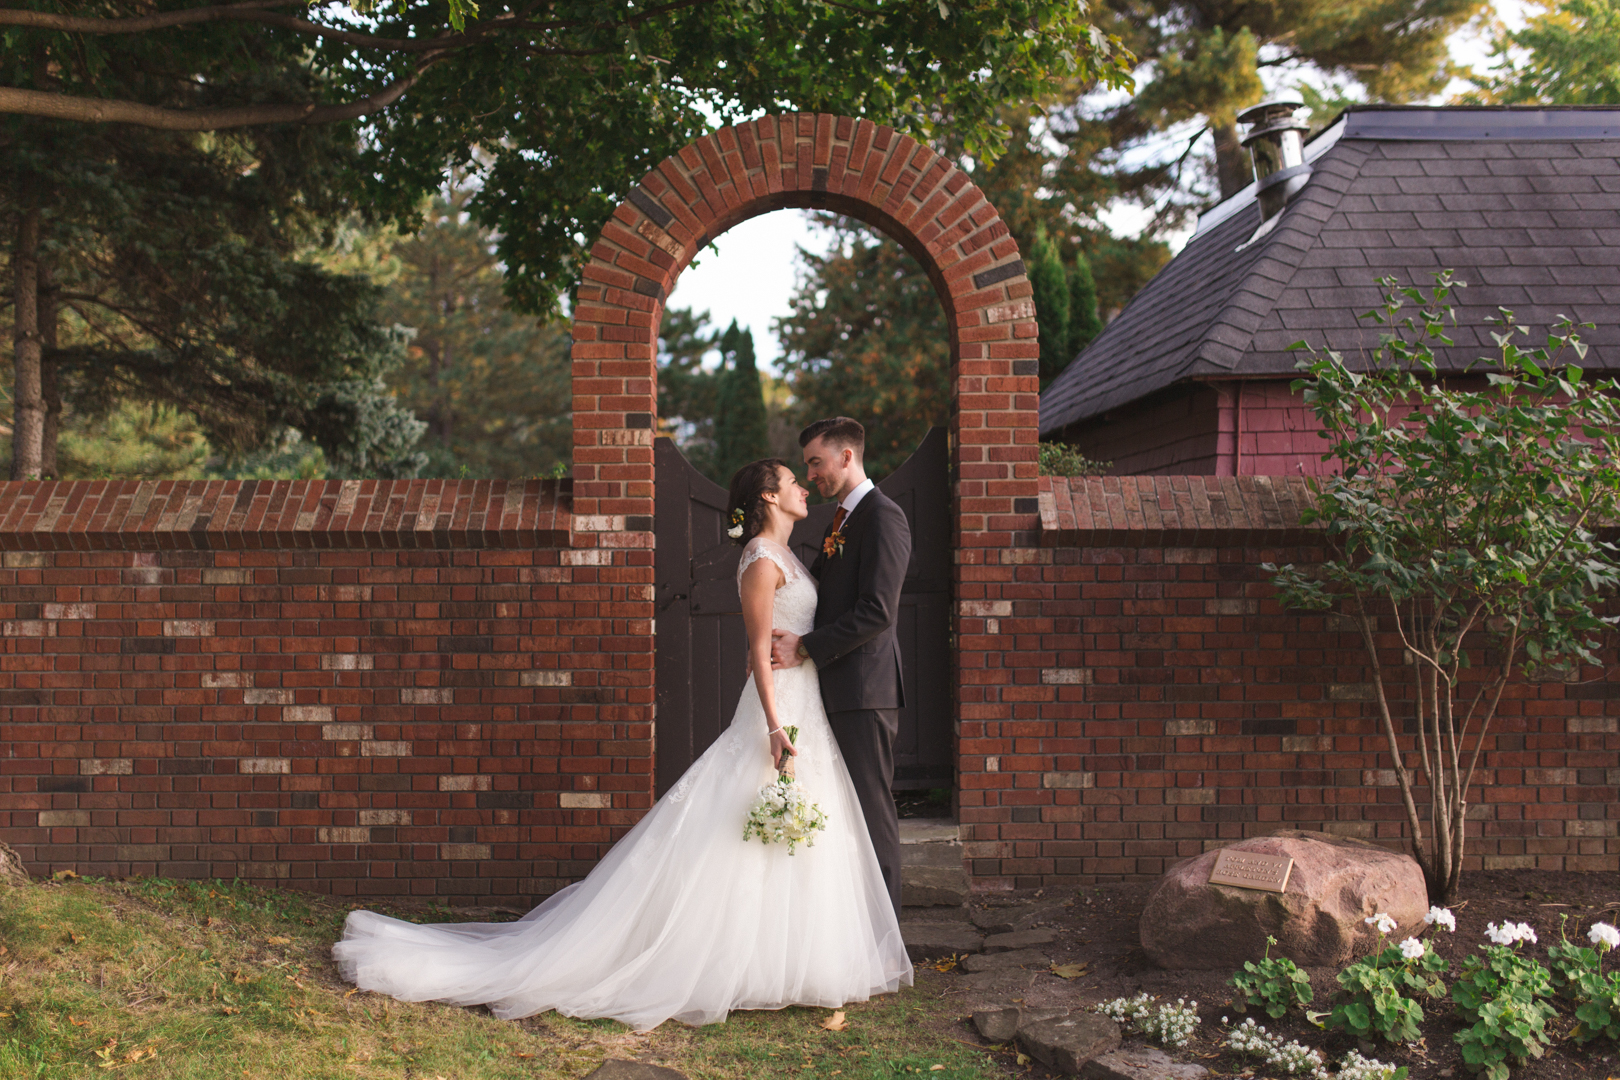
1239 98 1311 221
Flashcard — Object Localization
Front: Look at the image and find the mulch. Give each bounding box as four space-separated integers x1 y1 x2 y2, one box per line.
929 870 1620 1080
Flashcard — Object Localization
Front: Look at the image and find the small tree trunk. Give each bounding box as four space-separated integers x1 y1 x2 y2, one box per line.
39 256 60 479
10 209 44 481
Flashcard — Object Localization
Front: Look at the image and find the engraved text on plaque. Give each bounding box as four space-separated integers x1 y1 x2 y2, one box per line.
1207 850 1294 893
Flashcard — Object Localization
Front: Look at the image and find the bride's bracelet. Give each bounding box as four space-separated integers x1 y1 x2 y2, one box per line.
766 726 785 737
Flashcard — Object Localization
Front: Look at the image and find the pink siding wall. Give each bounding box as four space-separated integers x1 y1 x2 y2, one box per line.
1059 381 1333 477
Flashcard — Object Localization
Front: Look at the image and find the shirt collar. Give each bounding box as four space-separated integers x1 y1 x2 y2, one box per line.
840 478 875 517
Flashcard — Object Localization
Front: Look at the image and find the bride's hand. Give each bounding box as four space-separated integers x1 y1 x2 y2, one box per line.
769 727 797 764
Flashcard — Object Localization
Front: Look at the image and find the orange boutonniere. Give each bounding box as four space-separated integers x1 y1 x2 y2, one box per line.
822 528 846 558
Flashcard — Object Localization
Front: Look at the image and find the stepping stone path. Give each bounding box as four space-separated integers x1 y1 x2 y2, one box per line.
1082 1045 1210 1080
898 894 1208 1077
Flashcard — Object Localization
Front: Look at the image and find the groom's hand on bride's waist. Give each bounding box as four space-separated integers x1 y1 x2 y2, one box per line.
770 630 806 669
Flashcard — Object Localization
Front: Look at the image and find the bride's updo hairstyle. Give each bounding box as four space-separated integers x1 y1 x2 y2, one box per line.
726 458 790 546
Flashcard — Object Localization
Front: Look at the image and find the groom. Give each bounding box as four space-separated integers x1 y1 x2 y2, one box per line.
771 417 911 917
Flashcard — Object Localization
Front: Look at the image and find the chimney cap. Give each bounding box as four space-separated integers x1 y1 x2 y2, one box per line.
1239 98 1309 145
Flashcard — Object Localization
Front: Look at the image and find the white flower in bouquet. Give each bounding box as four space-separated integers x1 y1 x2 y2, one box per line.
743 726 827 855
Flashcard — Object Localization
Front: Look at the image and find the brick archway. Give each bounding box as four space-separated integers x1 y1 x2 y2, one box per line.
569 112 1040 825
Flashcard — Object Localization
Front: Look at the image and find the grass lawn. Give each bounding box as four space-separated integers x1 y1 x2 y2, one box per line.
0 876 1007 1079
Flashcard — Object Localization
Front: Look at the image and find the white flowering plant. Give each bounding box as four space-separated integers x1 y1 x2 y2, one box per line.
1096 994 1199 1048
742 727 826 854
1546 917 1620 1045
1328 912 1447 1043
1452 923 1558 1079
1229 935 1313 1019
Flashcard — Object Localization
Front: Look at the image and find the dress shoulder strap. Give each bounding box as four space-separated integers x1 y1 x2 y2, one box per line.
736 538 801 587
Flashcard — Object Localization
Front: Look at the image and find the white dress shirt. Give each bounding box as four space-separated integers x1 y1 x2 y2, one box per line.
839 478 875 518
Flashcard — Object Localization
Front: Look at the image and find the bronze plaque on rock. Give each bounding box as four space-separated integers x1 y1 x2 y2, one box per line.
1208 850 1294 893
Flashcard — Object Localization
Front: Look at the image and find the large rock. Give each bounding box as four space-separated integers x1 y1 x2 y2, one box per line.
1081 1044 1209 1080
902 866 969 907
961 967 1038 1012
1017 1013 1121 1074
984 928 1058 953
971 1005 1067 1043
1140 829 1428 970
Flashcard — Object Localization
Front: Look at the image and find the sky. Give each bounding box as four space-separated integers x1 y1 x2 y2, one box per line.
664 0 1534 373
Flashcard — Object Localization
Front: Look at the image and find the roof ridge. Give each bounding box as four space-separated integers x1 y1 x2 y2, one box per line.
1188 139 1374 377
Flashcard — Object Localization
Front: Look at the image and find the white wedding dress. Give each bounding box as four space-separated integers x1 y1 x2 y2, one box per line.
333 537 913 1031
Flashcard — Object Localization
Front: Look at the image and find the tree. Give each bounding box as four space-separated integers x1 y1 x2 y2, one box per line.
1083 0 1486 221
775 222 952 481
711 321 769 485
1466 0 1620 105
1028 227 1071 388
374 190 572 479
1 0 1130 322
1266 275 1620 902
1067 251 1103 359
1 87 425 479
657 306 721 474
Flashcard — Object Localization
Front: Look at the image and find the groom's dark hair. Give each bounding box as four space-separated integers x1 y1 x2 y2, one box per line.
798 417 865 458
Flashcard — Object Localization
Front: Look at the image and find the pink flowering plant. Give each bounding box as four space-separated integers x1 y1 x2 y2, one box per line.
1327 911 1450 1043
1451 921 1557 1080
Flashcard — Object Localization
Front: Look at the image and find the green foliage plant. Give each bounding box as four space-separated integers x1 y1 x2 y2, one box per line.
1468 0 1620 105
1451 927 1558 1079
1328 916 1448 1043
1266 273 1620 903
1230 935 1313 1019
1037 443 1111 477
1547 918 1620 1044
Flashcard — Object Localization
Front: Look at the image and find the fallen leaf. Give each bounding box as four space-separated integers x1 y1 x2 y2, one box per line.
266 936 291 946
221 1007 239 1016
69 932 84 945
52 870 78 882
930 1066 946 1072
69 1015 90 1027
820 1009 848 1032
1049 962 1087 979
1015 1052 1030 1066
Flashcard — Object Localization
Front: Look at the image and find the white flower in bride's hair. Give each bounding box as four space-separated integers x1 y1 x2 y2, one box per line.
1588 922 1619 952
727 524 744 539
1398 937 1426 961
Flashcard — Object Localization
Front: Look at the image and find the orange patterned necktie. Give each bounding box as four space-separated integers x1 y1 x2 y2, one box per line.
830 506 847 535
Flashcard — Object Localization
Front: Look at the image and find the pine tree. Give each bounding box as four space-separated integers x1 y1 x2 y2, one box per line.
1028 228 1071 388
1066 252 1104 361
712 321 770 485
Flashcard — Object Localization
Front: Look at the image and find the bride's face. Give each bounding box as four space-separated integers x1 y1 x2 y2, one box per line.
769 466 810 521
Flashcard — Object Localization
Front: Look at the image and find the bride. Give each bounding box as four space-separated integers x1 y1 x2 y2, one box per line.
333 457 913 1031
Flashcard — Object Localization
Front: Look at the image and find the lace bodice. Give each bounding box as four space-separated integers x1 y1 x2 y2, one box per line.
736 538 817 636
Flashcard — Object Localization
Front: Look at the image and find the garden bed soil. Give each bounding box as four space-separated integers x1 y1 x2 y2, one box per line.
934 869 1620 1080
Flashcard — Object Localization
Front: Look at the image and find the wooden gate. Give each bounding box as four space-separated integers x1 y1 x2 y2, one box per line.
653 428 952 797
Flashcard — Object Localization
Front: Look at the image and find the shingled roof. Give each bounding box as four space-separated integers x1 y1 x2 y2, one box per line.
1040 106 1620 436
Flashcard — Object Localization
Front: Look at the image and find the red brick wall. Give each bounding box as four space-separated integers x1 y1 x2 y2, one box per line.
0 479 643 900
951 475 1617 890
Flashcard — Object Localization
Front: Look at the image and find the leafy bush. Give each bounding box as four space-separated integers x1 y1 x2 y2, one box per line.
1037 442 1111 477
1329 937 1447 1043
1267 273 1620 903
1451 932 1558 1080
1230 935 1313 1018
1548 920 1620 1044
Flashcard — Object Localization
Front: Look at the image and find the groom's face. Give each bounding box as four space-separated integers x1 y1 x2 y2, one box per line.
802 436 855 500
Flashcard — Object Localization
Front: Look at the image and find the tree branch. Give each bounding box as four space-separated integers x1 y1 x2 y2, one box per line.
0 61 432 129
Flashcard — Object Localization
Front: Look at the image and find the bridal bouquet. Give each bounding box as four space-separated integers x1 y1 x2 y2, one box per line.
743 726 827 855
